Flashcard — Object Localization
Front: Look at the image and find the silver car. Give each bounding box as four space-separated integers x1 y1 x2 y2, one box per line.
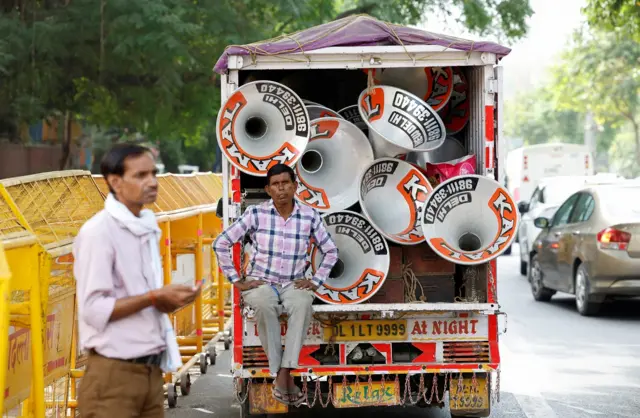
529 183 640 316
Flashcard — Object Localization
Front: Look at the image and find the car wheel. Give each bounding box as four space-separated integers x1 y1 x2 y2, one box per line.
503 244 512 255
520 261 527 276
529 254 555 301
575 264 601 316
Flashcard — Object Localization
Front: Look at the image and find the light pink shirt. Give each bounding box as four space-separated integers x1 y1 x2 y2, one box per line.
73 209 166 359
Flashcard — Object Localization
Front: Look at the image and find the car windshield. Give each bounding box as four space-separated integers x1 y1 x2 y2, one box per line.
600 186 640 220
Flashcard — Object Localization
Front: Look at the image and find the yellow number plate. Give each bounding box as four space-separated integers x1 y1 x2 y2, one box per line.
249 383 288 415
449 375 489 412
332 380 400 408
323 320 408 342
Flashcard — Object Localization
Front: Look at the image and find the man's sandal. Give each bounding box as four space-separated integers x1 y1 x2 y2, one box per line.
287 386 305 406
272 385 292 405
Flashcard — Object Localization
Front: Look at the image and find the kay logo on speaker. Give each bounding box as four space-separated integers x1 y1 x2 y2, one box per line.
217 81 309 175
312 212 389 304
424 177 517 262
395 171 432 243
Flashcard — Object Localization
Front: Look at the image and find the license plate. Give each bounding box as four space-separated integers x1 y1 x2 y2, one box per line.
332 380 400 408
249 383 288 414
323 320 408 342
449 375 489 412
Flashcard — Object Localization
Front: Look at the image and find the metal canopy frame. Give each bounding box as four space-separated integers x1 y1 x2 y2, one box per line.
225 45 497 71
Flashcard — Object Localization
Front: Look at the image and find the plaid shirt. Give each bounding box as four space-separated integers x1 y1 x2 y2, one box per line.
213 200 338 287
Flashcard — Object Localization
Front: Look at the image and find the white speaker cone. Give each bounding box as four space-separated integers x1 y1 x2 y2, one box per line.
357 85 447 159
421 175 519 265
359 158 434 245
408 137 466 167
338 105 368 135
377 67 454 112
311 210 390 304
216 80 310 176
306 104 342 121
295 117 374 212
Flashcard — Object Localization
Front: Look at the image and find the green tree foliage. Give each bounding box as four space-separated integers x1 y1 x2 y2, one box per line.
583 0 640 40
505 87 586 146
0 0 532 170
549 28 640 169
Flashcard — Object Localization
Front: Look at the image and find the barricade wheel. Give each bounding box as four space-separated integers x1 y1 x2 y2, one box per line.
167 384 178 408
180 372 191 396
208 346 217 365
200 353 208 374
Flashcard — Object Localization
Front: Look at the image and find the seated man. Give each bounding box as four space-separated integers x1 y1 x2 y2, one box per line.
213 163 338 405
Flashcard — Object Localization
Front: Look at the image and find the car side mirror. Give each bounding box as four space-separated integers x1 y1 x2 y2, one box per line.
534 217 550 229
518 201 530 214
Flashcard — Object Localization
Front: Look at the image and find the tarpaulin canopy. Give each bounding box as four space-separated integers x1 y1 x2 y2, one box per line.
213 14 511 74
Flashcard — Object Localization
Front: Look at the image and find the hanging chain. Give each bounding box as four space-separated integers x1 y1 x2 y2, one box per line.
233 377 251 404
236 370 501 409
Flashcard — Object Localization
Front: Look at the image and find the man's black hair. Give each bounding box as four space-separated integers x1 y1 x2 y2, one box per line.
266 163 295 185
100 143 153 193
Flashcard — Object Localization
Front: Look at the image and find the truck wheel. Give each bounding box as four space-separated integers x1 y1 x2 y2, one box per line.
575 264 601 316
529 254 555 301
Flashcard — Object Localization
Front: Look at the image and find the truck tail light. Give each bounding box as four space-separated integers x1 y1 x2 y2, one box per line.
597 227 631 250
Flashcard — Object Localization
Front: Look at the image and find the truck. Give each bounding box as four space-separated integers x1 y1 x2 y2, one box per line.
505 143 595 204
214 15 509 418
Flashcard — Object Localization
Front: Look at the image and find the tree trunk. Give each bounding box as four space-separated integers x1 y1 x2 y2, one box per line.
59 112 72 170
632 118 640 169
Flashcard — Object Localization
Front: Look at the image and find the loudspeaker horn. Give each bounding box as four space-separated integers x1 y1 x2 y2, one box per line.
357 85 447 159
375 67 454 112
408 137 466 167
338 105 368 136
421 175 519 265
216 80 310 176
309 210 390 304
307 104 342 121
359 158 434 245
295 117 374 212
437 67 470 135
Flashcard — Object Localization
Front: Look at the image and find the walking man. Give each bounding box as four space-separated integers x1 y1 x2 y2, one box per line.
213 163 338 405
74 143 201 417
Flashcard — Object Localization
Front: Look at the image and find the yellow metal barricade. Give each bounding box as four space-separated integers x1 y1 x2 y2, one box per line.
1 170 105 417
3 171 230 415
0 188 47 418
0 242 12 415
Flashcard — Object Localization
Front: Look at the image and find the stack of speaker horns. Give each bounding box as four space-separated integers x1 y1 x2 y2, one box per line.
216 72 518 305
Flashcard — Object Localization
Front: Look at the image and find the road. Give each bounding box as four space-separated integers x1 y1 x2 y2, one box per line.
166 244 640 417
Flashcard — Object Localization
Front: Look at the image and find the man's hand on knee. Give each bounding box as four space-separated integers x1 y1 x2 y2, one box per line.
293 279 318 291
234 280 266 292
